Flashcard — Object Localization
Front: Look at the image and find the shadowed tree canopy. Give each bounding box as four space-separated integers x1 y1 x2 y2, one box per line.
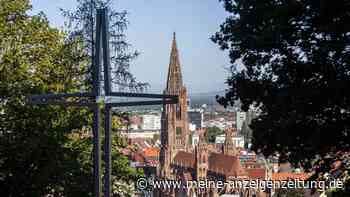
0 0 89 195
205 126 223 143
212 0 350 185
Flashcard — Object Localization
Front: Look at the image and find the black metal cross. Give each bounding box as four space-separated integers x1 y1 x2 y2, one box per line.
27 8 178 197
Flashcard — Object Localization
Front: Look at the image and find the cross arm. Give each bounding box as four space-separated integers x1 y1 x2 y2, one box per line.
106 98 178 107
109 92 177 99
27 92 95 106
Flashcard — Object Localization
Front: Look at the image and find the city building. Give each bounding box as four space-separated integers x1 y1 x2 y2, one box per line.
191 133 199 148
235 111 246 131
141 114 161 130
215 133 245 148
121 130 159 139
189 123 196 132
188 109 204 129
240 109 257 146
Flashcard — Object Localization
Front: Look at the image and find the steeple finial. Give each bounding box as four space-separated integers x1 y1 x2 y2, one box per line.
173 32 176 40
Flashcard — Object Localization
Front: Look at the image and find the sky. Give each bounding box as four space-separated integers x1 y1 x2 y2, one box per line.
30 0 231 94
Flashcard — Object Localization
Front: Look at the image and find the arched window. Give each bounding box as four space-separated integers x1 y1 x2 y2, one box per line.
176 105 181 120
176 127 182 135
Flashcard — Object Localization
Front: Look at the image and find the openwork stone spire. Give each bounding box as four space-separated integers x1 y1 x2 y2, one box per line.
166 32 183 94
224 127 237 156
160 33 189 178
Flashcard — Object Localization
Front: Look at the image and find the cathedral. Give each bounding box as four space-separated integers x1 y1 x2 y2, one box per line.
157 33 268 197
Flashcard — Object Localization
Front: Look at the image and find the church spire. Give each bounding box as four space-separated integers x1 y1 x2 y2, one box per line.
223 127 237 156
166 32 183 94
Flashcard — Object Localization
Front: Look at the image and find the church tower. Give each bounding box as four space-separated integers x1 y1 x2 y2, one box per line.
160 33 189 178
195 131 208 180
223 127 238 156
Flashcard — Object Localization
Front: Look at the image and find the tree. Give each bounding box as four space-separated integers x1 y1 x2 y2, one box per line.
61 0 148 91
0 0 142 196
64 132 142 197
205 127 223 143
274 188 305 197
0 0 89 195
152 133 160 144
212 0 350 193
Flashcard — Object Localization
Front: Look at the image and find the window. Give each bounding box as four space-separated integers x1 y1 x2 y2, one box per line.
176 127 182 135
176 105 181 120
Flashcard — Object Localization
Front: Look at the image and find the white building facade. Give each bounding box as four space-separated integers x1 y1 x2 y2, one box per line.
141 114 161 130
215 134 245 148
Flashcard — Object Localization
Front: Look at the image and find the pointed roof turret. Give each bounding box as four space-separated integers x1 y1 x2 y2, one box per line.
223 127 237 156
166 32 183 94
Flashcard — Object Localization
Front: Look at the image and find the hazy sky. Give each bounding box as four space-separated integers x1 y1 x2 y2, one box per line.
30 0 231 94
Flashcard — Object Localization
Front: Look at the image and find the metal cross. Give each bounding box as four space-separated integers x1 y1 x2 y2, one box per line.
27 8 178 197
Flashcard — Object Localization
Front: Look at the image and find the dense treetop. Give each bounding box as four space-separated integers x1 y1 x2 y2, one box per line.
212 0 350 192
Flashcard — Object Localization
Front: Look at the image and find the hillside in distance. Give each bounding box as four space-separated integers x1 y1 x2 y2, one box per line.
189 91 224 107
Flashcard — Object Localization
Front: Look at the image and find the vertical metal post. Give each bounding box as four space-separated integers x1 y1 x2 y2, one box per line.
93 10 102 96
104 105 112 197
101 8 112 197
102 8 112 96
91 0 94 77
93 9 102 197
93 106 102 197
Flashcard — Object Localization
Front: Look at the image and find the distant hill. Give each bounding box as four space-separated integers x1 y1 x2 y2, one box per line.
189 91 225 106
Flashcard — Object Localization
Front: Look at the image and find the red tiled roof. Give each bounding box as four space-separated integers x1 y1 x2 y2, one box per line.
172 151 264 179
246 168 266 179
132 152 145 163
208 153 246 177
272 172 310 181
143 147 160 158
146 160 159 167
173 151 196 167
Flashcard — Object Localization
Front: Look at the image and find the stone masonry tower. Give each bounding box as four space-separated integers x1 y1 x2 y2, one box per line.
195 132 208 180
223 127 237 156
159 33 189 178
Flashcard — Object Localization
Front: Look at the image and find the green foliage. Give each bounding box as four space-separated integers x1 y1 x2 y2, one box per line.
0 0 89 195
274 188 305 197
152 133 160 144
212 0 350 194
0 0 142 196
176 127 182 135
188 132 193 145
64 133 143 197
205 126 223 143
328 175 350 197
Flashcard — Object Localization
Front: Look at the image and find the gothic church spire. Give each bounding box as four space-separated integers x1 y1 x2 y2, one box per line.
166 32 183 94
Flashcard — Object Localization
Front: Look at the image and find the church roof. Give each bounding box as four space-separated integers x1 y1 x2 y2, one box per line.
173 151 196 167
208 153 246 177
172 151 247 178
166 32 183 94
